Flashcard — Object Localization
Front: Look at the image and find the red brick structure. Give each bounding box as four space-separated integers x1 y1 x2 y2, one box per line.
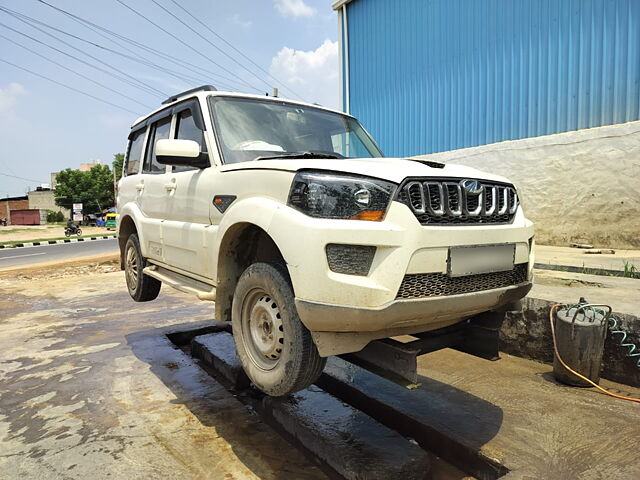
0 196 29 224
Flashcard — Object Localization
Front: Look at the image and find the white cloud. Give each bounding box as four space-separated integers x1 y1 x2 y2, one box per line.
231 13 252 28
270 39 339 109
274 0 316 18
0 82 26 117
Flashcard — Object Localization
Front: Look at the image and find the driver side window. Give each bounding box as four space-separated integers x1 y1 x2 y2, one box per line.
144 117 171 174
173 109 206 172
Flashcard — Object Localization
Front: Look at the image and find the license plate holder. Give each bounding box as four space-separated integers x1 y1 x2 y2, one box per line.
448 244 515 277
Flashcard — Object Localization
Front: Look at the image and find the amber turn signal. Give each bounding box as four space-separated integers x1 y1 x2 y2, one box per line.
349 210 385 221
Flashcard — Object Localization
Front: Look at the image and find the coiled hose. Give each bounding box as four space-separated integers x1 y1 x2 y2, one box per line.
550 304 640 404
609 316 640 368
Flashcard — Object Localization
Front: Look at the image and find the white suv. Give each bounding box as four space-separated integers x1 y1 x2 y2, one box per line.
117 85 534 396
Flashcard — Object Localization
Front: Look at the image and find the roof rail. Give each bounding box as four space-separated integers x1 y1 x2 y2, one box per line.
161 85 217 105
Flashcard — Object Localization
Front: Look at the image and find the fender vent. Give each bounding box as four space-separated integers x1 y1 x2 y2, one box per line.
326 244 376 276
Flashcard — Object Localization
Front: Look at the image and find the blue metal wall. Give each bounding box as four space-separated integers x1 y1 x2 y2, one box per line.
343 0 640 156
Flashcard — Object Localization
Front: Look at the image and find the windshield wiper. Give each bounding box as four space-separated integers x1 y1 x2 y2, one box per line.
255 151 340 161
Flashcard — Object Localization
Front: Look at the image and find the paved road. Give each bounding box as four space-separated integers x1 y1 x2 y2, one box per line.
0 238 118 269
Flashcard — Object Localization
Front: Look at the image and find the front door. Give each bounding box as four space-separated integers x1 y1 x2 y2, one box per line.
162 105 218 279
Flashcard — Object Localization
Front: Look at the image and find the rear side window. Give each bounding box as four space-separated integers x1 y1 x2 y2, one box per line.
125 129 145 176
144 117 172 174
173 109 206 172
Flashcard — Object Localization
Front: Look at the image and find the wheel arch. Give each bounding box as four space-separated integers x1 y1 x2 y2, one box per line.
216 222 288 324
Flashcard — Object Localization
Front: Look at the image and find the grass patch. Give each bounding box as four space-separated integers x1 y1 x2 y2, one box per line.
535 262 639 279
0 234 116 247
0 228 37 235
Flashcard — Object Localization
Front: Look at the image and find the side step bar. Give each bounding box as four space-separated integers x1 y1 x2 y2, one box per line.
143 265 216 301
340 311 505 388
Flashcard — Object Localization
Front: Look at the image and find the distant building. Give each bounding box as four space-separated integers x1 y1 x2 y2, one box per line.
0 195 29 222
79 161 100 172
50 160 102 188
28 188 70 219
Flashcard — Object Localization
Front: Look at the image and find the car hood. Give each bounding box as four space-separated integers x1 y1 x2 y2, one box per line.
220 157 512 185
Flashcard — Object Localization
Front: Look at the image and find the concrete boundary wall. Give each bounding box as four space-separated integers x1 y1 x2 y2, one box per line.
415 121 640 248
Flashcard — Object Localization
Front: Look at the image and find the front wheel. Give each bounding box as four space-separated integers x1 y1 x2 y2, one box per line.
232 263 326 396
76 228 82 236
64 230 71 237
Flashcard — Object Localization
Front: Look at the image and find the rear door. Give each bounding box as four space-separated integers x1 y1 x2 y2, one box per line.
118 127 147 219
137 115 172 261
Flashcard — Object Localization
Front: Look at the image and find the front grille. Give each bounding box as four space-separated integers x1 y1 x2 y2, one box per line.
396 264 528 299
326 244 376 276
396 178 518 225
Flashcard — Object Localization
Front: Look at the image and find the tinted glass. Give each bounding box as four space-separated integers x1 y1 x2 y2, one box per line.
209 97 383 164
174 109 205 172
144 117 171 174
125 129 145 176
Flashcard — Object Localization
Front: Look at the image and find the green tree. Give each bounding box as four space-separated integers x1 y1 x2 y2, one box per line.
113 153 124 182
54 164 115 214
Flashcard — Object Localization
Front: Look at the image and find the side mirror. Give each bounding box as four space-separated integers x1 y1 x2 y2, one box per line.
156 139 209 168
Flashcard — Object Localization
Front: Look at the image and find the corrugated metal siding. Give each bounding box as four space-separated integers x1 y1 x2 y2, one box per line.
345 0 640 157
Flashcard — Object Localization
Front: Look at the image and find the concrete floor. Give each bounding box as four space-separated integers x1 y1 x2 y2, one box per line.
1 264 639 479
0 269 327 479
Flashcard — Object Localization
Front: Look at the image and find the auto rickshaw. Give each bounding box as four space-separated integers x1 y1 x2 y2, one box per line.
105 213 118 230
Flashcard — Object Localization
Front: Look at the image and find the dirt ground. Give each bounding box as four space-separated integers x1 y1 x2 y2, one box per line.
0 225 112 243
0 263 328 480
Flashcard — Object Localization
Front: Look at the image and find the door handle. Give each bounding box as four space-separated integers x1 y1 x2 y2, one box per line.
135 182 144 192
164 182 176 191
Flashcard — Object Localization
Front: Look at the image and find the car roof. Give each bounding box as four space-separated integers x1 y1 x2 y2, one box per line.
130 89 350 129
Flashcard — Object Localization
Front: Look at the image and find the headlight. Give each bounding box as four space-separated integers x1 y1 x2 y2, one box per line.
288 171 396 221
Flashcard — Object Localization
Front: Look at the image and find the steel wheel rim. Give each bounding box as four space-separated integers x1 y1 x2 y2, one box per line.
125 245 138 293
241 289 285 371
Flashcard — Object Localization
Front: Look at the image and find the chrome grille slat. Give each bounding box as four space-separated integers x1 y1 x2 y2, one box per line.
396 178 518 225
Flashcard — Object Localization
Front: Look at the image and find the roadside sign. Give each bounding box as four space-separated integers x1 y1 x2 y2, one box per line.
73 203 83 211
73 213 83 222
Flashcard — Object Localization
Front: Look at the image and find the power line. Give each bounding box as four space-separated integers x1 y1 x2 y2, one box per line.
0 31 154 110
34 0 248 91
166 0 305 100
0 172 48 184
0 8 166 97
0 6 211 89
113 0 264 94
0 57 141 115
0 21 162 99
150 0 273 92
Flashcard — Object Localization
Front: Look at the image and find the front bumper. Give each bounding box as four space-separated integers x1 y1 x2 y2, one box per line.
267 200 534 333
296 281 532 333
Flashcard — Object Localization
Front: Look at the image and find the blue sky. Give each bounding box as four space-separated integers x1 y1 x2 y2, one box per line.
0 0 339 197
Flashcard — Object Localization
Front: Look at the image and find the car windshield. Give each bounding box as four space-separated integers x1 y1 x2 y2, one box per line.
208 96 384 164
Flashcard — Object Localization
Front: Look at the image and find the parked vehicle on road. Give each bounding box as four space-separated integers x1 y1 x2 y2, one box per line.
105 213 117 230
65 225 82 237
117 86 534 396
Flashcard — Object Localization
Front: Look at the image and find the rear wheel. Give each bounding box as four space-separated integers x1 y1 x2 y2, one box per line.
65 229 71 237
76 228 82 236
124 233 161 302
232 262 326 396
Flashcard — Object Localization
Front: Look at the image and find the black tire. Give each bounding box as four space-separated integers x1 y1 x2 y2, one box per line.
124 233 161 302
231 262 326 396
76 228 82 236
65 230 71 237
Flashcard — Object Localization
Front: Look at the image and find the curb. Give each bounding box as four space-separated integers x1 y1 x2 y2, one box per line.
0 235 116 250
